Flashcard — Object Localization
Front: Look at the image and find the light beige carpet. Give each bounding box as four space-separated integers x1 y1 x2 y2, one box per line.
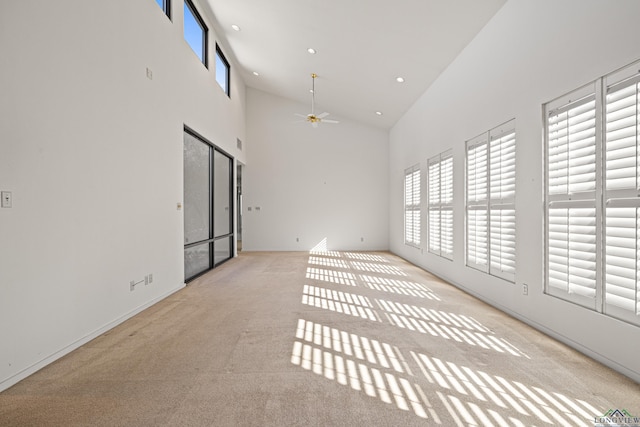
1 251 639 426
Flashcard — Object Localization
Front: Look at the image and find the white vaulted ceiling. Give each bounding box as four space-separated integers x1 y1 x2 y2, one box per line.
205 0 506 129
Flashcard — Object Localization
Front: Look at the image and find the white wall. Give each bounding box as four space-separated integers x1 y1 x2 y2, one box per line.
390 0 640 382
243 88 389 251
0 0 246 391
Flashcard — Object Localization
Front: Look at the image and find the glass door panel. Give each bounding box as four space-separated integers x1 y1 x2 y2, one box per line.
183 129 234 282
184 133 211 245
214 236 232 265
214 150 231 237
185 243 210 280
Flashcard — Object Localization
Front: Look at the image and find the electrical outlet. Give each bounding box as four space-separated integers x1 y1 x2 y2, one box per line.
146 67 153 80
1 191 12 208
523 284 528 295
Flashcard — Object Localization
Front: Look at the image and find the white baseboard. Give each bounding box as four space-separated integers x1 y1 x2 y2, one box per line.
0 283 186 393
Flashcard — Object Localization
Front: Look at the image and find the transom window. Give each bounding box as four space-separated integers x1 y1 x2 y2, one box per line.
215 44 231 97
183 0 207 66
155 0 170 18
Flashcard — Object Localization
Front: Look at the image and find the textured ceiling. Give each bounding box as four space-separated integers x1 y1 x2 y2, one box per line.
206 0 506 130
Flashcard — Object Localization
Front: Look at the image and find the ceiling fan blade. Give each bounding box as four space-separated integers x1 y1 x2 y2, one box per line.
294 113 308 118
317 112 330 119
322 119 340 124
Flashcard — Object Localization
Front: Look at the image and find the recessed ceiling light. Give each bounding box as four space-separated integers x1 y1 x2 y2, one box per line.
375 111 383 116
307 48 317 54
252 71 260 76
396 77 405 83
231 24 241 31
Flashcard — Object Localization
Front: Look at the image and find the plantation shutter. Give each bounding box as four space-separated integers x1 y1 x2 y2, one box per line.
605 76 640 191
488 124 516 281
604 70 640 323
605 207 639 316
547 206 597 299
547 96 597 196
404 165 421 246
441 153 454 260
544 59 640 326
428 159 441 254
427 151 453 259
489 129 516 200
466 136 489 271
545 85 597 308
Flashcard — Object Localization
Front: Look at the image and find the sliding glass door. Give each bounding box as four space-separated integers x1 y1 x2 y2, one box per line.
184 128 233 281
213 149 232 264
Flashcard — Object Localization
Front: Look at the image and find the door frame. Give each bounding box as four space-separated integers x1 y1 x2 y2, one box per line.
183 126 235 282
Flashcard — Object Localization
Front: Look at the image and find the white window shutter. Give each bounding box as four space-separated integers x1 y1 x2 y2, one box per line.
428 159 441 254
466 137 489 272
468 208 488 268
545 85 598 309
545 59 640 325
488 125 516 281
489 208 516 280
605 77 640 191
428 151 453 259
548 97 597 196
466 122 515 280
467 141 488 204
547 207 597 299
489 131 516 201
404 166 421 246
441 153 454 260
603 70 640 323
605 207 639 315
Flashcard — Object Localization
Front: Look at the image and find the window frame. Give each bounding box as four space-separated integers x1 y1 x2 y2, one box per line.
404 164 421 248
603 64 640 324
465 120 516 282
427 150 453 260
183 0 208 67
544 83 600 309
215 44 231 97
155 0 171 19
544 58 640 327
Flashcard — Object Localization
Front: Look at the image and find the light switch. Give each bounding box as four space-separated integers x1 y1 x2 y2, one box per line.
1 191 11 208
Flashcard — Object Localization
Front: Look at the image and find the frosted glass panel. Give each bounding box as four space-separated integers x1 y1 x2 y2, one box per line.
184 133 210 244
214 236 231 265
185 243 210 280
214 150 231 237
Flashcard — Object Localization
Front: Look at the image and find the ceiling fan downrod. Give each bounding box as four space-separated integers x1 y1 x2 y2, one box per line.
310 73 317 117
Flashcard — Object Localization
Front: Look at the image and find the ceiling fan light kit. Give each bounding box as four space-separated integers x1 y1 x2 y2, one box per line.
294 73 340 128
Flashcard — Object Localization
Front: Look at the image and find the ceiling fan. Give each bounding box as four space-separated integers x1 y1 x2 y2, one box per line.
294 73 339 128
